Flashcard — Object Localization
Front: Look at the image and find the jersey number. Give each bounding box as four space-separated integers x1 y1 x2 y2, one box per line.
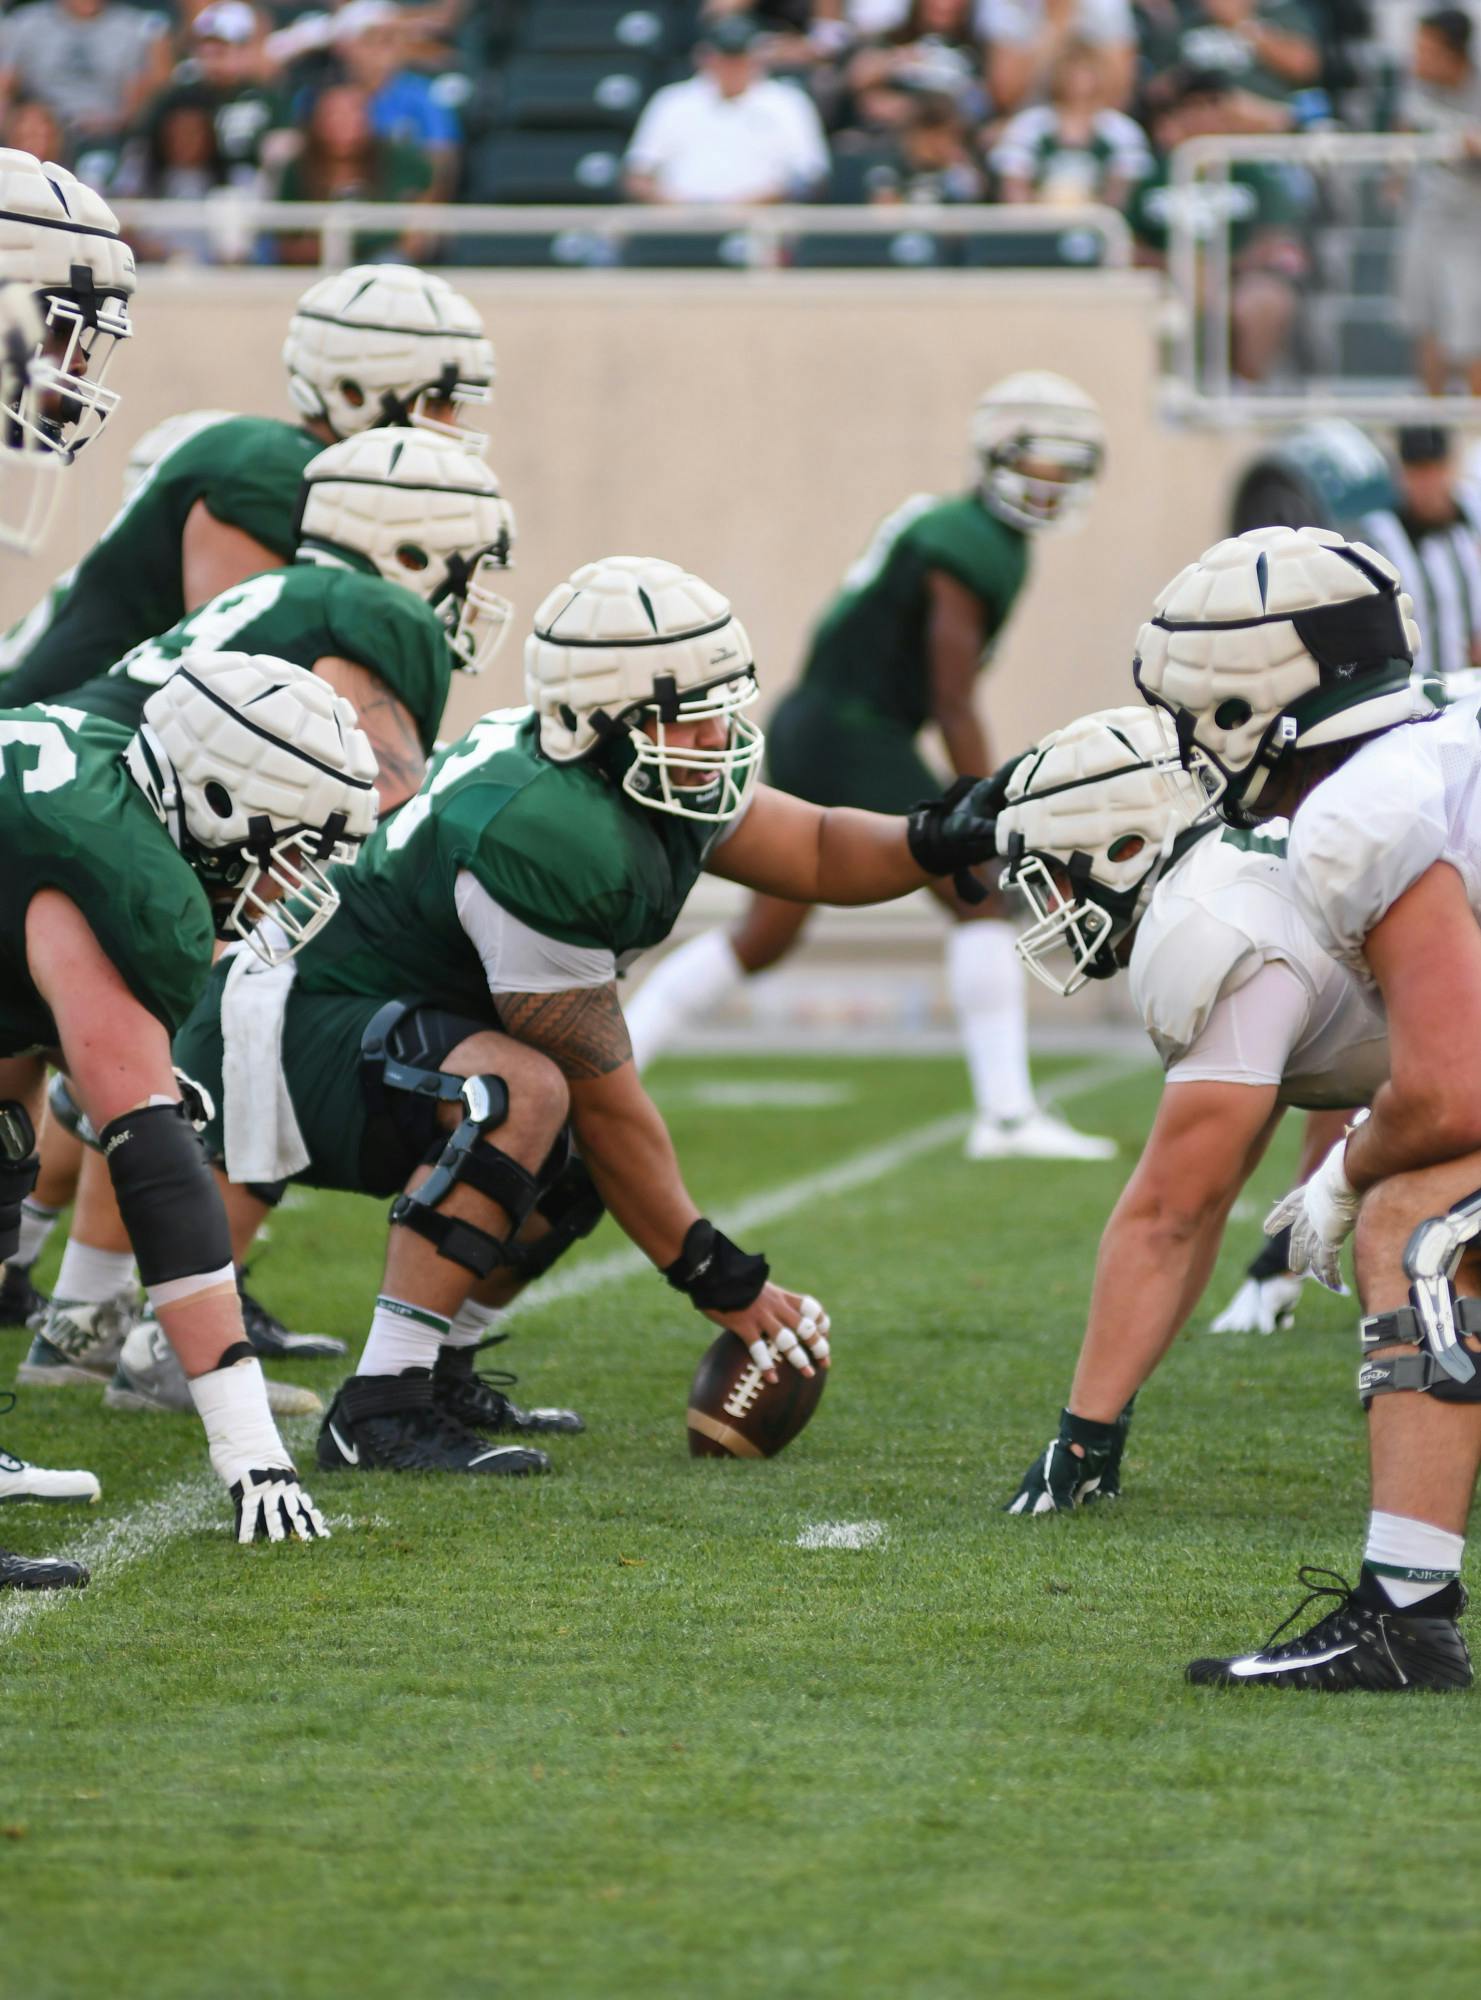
0 710 81 795
111 571 290 689
384 710 526 852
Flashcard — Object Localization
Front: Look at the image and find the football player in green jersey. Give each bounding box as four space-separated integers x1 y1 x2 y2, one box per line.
0 654 377 1567
0 148 135 561
0 261 495 705
624 373 1117 1163
168 556 1005 1477
11 427 517 1382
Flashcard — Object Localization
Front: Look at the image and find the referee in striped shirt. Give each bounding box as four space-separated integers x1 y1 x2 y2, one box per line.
1358 425 1481 683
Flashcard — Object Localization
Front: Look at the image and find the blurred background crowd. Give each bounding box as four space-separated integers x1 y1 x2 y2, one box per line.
0 1 1477 387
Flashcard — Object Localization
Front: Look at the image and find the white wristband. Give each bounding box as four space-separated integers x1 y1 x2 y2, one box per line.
187 1357 292 1489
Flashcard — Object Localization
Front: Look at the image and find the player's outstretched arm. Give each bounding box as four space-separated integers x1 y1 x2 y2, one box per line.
499 981 828 1380
314 656 426 813
1007 1077 1279 1514
708 779 999 907
180 499 286 617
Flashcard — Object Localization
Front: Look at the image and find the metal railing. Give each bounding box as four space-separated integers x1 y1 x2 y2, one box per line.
106 195 1134 273
1165 130 1481 424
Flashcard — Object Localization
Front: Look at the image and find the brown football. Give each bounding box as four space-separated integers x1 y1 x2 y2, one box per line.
686 1331 826 1459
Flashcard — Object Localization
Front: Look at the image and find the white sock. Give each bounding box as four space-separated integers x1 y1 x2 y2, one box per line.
356 1295 451 1377
188 1356 290 1486
946 921 1035 1124
1363 1509 1465 1607
625 929 745 1072
13 1196 60 1270
445 1299 506 1349
55 1237 137 1305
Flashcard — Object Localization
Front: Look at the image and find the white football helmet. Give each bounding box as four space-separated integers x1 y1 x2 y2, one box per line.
995 705 1211 995
525 556 762 823
296 429 515 673
0 149 135 555
1133 526 1426 827
970 372 1104 534
125 652 379 967
283 265 494 446
122 408 236 499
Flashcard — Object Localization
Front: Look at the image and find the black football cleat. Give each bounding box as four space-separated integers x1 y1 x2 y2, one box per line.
237 1273 348 1359
0 1261 47 1329
316 1373 551 1476
1186 1567 1473 1691
432 1340 585 1436
0 1546 89 1590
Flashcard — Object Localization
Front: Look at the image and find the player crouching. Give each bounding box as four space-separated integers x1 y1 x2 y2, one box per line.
167 556 1006 1477
990 706 1387 1514
0 655 376 1549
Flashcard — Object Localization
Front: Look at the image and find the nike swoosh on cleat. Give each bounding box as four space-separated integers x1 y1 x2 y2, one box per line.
327 1422 360 1466
1226 1643 1358 1677
469 1448 532 1467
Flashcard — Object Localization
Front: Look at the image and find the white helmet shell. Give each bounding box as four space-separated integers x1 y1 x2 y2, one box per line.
525 555 763 822
1134 525 1424 822
122 408 237 500
0 150 135 555
970 371 1104 534
297 428 516 673
283 264 494 445
996 704 1210 995
127 651 379 967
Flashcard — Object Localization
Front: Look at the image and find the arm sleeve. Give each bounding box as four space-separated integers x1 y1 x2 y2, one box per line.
455 871 616 996
1165 958 1313 1088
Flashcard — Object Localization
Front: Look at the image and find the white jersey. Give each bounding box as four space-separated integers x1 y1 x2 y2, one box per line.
1130 823 1388 1109
1289 707 1481 983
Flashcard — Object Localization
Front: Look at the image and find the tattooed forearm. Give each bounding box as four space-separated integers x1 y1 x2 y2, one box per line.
499 983 633 1080
358 694 427 814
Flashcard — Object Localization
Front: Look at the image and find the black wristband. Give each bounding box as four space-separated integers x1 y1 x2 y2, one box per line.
1058 1407 1121 1457
663 1219 769 1312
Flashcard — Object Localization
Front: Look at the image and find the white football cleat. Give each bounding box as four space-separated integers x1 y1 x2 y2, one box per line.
104 1314 322 1419
0 1409 100 1505
965 1109 1117 1163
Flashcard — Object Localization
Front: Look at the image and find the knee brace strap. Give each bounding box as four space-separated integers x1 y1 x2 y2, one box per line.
1359 1349 1481 1406
101 1101 232 1292
0 1101 39 1264
387 1076 539 1279
508 1155 606 1281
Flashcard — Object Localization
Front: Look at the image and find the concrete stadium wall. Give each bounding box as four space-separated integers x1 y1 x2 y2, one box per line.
5 267 1255 756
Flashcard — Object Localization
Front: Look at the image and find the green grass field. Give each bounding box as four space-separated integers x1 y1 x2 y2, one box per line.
3 1050 1479 2000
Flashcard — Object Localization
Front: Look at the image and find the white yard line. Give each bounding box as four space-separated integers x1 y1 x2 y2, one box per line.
0 1051 1146 1637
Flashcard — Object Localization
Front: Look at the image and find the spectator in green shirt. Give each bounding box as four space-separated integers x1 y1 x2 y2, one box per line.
1137 0 1323 130
276 78 435 266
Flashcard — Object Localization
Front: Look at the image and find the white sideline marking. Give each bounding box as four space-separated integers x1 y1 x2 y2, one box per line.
0 1052 1144 1639
796 1519 886 1550
682 1081 854 1110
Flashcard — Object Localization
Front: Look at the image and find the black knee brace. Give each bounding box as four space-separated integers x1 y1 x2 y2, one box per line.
508 1150 606 1281
1357 1299 1481 1408
388 1074 543 1279
101 1101 232 1291
0 1101 39 1265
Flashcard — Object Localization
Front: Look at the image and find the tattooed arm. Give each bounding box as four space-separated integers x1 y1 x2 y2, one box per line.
314 656 428 814
498 982 700 1266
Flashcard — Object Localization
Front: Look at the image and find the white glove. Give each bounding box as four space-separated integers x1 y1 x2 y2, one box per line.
1209 1272 1306 1334
230 1468 329 1545
0 281 41 410
1264 1139 1360 1292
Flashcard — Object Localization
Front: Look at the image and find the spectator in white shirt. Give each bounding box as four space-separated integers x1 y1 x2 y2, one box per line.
624 12 830 204
979 0 1136 111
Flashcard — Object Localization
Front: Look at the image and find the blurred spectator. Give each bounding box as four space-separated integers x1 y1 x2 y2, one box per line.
865 88 988 197
179 2 296 187
1129 69 1310 380
1137 0 1324 130
276 77 434 264
1396 7 1481 396
1357 426 1481 679
111 83 241 261
336 0 460 198
0 0 173 150
991 37 1151 203
984 0 1137 112
624 13 829 203
0 94 69 169
844 2 991 136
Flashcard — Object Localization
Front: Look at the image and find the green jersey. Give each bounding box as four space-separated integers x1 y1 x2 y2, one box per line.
1 415 323 708
0 704 215 1055
66 561 454 754
799 492 1029 733
297 707 729 1018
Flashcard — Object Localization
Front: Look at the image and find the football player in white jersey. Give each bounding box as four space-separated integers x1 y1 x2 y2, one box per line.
988 707 1388 1515
1137 523 1479 1691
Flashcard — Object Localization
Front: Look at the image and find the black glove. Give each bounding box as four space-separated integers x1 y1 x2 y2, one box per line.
1004 1399 1135 1515
905 754 1029 904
